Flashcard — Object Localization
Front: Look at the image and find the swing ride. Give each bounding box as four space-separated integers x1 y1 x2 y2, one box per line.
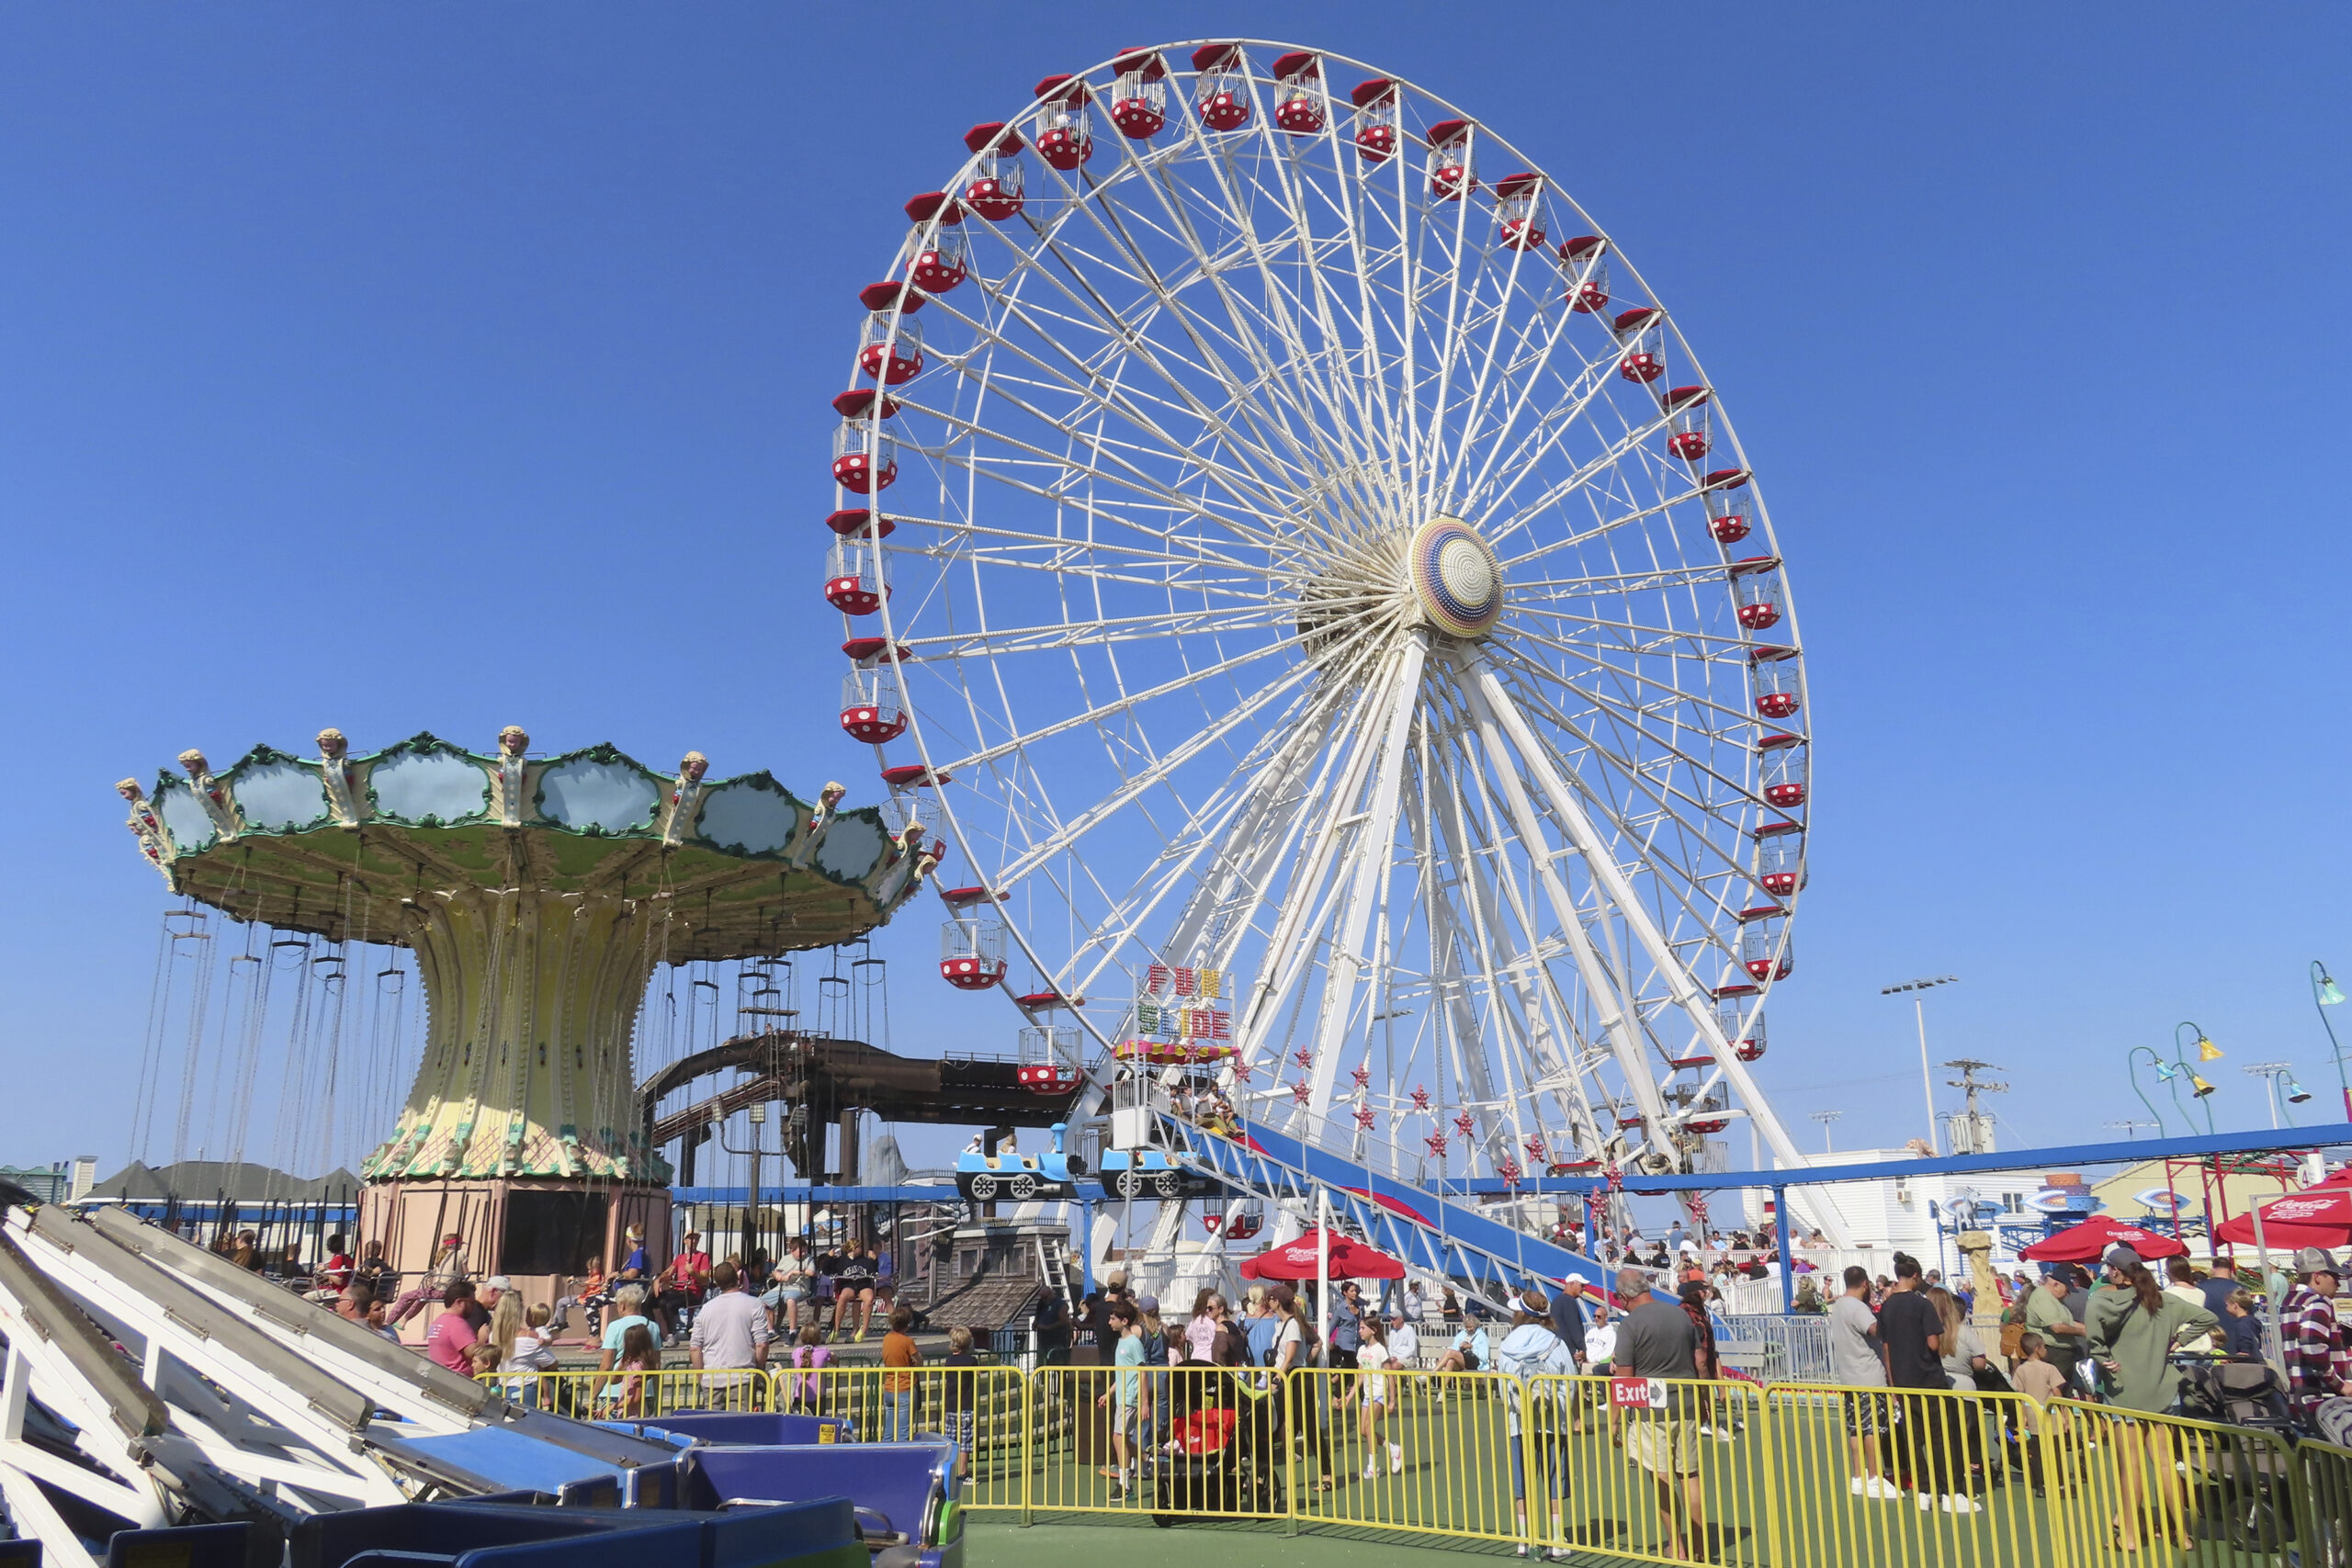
115 727 934 1308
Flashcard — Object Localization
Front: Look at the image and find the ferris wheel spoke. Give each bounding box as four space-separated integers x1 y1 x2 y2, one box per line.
1042 146 1368 490
933 626 1310 776
981 651 1329 890
1433 664 1671 1140
1054 685 1342 1000
950 240 1334 510
1431 231 1555 512
1469 659 1815 1178
1408 726 1602 1156
1195 108 1396 473
894 603 1303 663
1500 600 1756 659
1235 645 1419 1076
1487 637 1760 821
903 395 1314 568
1126 96 1390 479
1295 634 1426 1114
1472 403 1688 553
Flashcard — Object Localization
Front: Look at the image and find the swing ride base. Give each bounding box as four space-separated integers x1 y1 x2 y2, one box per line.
359 1176 670 1342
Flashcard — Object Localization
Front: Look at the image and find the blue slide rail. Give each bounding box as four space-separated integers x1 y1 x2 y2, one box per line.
1172 1114 1610 1298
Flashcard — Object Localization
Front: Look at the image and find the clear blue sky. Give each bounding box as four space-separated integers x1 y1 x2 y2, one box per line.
5 2 2348 1180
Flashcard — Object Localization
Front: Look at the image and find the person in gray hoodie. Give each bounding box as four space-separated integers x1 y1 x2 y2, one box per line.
1494 1292 1577 1558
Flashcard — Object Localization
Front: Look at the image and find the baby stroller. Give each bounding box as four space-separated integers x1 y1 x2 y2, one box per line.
1152 1392 1280 1526
2169 1354 2301 1555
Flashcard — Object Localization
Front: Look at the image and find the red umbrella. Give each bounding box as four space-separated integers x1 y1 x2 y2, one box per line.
2018 1213 2188 1263
1238 1227 1407 1280
2214 1187 2352 1249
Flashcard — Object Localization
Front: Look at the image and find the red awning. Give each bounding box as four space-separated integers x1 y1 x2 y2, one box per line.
1238 1227 1406 1280
2214 1187 2352 1249
2018 1213 2188 1263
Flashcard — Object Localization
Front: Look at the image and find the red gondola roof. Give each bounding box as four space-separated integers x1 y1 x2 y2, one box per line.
831 389 900 419
1191 43 1242 72
1033 73 1089 104
1612 306 1663 333
1755 731 1804 750
1272 51 1319 81
939 886 999 907
859 281 923 314
1752 819 1803 838
964 121 1024 155
1559 234 1604 259
825 508 898 537
1661 385 1711 412
903 192 963 224
1738 905 1787 922
1494 171 1542 199
840 637 912 663
1350 76 1397 107
1726 555 1781 576
1427 118 1472 147
1112 47 1166 78
1747 643 1798 664
1703 467 1752 491
879 763 949 788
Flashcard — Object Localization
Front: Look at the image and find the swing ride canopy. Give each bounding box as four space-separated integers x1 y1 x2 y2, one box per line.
117 728 933 1187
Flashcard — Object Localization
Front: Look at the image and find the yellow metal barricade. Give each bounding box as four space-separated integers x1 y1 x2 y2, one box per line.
1285 1365 1525 1546
2297 1438 2351 1568
781 1362 1029 1513
1761 1382 2057 1568
481 1366 773 1421
1027 1363 1280 1521
1517 1374 1770 1566
2046 1397 2305 1565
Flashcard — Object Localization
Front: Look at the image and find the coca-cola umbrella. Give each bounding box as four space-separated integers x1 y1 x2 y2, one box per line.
2215 1187 2352 1249
1238 1227 1406 1280
2018 1213 2188 1263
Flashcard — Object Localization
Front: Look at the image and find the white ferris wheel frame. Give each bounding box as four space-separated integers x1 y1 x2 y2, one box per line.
827 39 1824 1206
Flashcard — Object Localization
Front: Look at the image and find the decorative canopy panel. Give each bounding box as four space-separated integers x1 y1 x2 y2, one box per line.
117 728 943 1186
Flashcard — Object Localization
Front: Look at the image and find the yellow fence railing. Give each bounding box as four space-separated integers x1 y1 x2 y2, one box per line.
481 1362 2340 1563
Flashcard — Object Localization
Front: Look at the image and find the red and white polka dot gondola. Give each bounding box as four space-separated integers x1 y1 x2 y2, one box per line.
820 40 1819 1207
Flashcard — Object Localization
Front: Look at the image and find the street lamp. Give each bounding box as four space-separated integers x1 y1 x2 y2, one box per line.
2312 961 2351 1120
2242 1062 2312 1129
1881 975 1959 1155
2125 1046 2178 1137
2175 1021 2223 1134
1810 1109 1843 1153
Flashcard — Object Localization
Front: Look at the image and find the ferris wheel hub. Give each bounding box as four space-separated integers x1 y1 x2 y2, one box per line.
1408 517 1504 638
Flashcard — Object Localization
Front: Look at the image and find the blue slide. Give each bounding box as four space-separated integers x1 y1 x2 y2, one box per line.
1177 1116 1611 1299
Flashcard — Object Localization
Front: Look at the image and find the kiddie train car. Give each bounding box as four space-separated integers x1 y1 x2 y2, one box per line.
953 1122 1086 1201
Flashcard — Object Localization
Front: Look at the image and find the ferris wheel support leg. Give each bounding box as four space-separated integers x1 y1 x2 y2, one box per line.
1453 669 1671 1139
1299 637 1428 1118
1238 646 1410 1090
1466 660 1854 1250
1419 733 1608 1153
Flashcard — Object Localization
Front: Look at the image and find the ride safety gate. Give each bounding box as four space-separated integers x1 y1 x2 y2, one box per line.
477 1363 2352 1565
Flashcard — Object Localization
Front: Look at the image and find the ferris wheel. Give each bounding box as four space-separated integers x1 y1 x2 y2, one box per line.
822 40 1817 1192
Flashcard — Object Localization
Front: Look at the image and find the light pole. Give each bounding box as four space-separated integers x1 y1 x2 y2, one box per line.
2124 1046 2179 1136
2312 961 2351 1120
1881 976 1959 1154
2241 1062 2312 1129
1810 1110 1843 1153
2175 1022 2223 1135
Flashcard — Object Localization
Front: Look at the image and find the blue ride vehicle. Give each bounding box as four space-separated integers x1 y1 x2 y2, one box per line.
953 1122 1086 1201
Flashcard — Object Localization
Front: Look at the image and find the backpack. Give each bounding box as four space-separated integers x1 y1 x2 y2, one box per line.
1998 1320 2026 1360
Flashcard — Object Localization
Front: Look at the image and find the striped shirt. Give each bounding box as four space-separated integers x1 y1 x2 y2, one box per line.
2279 1286 2349 1416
